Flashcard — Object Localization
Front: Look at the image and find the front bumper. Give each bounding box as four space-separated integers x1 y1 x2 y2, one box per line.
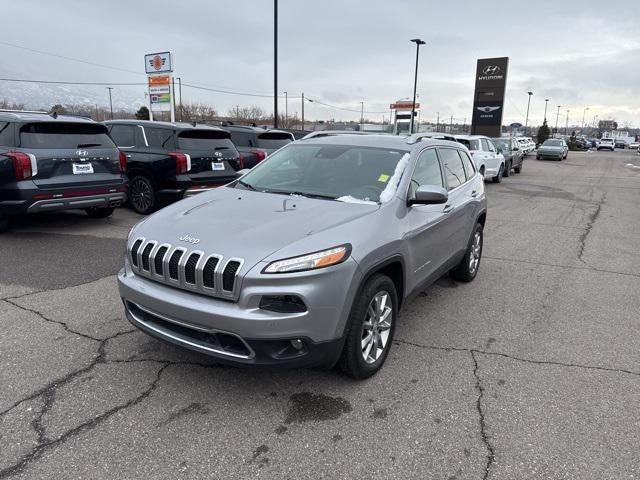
117 257 362 367
537 150 563 159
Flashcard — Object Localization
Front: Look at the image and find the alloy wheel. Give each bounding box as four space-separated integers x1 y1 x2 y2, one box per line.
361 291 393 364
469 231 482 274
130 178 153 213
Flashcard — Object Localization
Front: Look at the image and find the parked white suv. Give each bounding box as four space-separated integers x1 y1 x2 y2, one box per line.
455 135 506 183
597 138 615 151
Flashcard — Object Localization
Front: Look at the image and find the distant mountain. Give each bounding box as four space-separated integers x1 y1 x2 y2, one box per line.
0 78 146 112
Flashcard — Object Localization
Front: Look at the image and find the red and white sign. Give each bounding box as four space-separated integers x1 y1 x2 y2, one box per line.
390 102 420 110
144 51 173 74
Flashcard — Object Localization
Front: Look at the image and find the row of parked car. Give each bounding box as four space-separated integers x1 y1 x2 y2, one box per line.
0 109 533 231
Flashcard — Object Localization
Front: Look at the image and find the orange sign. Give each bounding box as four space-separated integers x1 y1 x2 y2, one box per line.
148 75 171 86
390 102 420 110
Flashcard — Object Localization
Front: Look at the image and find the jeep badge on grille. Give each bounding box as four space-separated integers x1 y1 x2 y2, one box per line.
179 234 200 245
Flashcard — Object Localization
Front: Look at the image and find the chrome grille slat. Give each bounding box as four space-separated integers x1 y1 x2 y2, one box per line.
127 238 243 301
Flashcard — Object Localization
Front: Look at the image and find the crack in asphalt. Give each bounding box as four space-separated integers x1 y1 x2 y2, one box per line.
471 351 495 480
3 298 103 342
483 255 640 279
2 273 118 302
394 339 640 377
577 193 605 267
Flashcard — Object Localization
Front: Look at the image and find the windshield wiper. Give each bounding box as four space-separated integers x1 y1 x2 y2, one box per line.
267 189 337 200
236 180 256 191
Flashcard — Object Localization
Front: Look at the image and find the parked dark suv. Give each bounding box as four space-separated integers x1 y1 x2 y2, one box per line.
0 111 127 232
223 124 294 168
491 137 524 176
104 121 241 214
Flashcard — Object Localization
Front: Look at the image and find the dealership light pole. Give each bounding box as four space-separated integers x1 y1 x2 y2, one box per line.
555 105 561 134
544 98 549 122
409 38 425 134
301 93 304 130
436 112 440 132
283 91 288 128
582 107 589 129
273 0 278 128
565 109 570 135
106 87 114 120
360 101 364 131
524 91 533 136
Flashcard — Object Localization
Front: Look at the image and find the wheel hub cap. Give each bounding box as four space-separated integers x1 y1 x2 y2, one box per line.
361 291 393 364
469 232 482 274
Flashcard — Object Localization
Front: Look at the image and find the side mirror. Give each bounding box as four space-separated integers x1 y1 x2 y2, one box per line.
408 185 449 206
513 146 519 151
496 147 503 154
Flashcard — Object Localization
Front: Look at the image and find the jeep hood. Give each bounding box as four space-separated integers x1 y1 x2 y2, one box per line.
130 186 379 270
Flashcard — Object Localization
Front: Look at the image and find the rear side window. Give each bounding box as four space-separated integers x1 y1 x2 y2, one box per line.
19 122 114 149
439 148 466 190
177 130 235 150
0 122 14 146
228 131 255 147
144 127 176 149
481 138 495 152
457 138 480 151
256 132 293 149
458 150 476 180
109 125 136 147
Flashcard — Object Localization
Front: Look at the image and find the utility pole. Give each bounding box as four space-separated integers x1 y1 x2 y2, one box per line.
360 101 364 131
436 112 440 132
449 115 453 133
106 87 114 119
555 105 561 134
273 0 278 128
177 77 183 121
524 91 533 136
565 109 570 135
582 107 589 129
301 93 304 130
236 105 240 120
409 38 426 134
284 91 288 128
544 98 549 123
172 77 177 122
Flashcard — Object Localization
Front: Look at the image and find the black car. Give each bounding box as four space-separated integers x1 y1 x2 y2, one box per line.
491 137 525 176
0 111 127 232
614 139 627 149
104 120 241 214
222 124 294 168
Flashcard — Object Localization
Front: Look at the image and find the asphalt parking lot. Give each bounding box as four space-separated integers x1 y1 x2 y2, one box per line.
1 148 639 479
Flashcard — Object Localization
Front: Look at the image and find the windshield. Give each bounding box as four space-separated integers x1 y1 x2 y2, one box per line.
256 132 293 149
19 122 114 149
456 139 480 150
492 139 509 150
543 140 563 146
237 144 408 203
177 130 236 150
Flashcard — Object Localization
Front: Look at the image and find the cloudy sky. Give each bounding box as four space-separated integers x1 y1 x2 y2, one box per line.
1 0 639 127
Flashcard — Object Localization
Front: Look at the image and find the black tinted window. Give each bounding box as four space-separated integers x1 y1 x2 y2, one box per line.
19 122 114 149
228 131 255 147
410 148 443 196
439 148 466 190
177 130 236 150
0 122 14 146
256 132 293 149
144 127 175 149
458 150 476 180
109 125 136 147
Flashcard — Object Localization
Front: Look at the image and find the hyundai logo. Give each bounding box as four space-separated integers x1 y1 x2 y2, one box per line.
214 151 223 157
76 150 88 156
482 65 501 75
477 106 501 113
179 234 200 245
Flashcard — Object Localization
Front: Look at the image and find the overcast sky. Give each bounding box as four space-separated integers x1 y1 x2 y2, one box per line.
1 0 639 127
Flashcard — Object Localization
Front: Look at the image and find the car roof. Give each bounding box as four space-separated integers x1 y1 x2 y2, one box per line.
454 134 487 140
103 119 228 132
223 125 293 136
290 133 460 151
0 110 97 124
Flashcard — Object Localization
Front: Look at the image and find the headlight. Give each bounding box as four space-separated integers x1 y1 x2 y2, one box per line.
263 244 351 274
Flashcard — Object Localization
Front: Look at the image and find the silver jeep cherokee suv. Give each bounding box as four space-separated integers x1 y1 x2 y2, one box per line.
118 134 487 378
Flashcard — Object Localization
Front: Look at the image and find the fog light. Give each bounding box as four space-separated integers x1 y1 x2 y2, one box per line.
290 339 304 350
259 295 307 313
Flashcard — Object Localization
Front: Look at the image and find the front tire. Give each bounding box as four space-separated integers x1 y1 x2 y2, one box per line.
514 161 522 174
128 175 157 215
503 160 511 178
450 223 483 282
338 274 397 379
492 164 504 183
0 214 9 233
85 206 114 218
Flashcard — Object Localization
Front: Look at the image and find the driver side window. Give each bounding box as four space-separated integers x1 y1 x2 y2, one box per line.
409 148 444 197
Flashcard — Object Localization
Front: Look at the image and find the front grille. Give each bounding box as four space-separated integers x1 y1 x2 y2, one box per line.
141 243 154 271
154 246 168 276
202 257 219 289
184 253 201 284
127 238 243 300
130 239 143 267
168 250 183 280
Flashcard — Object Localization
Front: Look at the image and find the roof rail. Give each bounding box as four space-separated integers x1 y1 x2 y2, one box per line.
0 109 49 114
405 132 438 144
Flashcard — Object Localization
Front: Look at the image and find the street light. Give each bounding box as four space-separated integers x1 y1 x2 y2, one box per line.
555 105 561 134
360 101 364 131
582 107 589 129
544 98 549 123
273 0 278 128
565 109 570 135
409 38 426 134
283 91 288 128
524 91 533 136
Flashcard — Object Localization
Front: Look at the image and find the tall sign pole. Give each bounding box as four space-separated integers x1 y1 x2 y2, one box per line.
470 57 509 137
273 0 278 128
145 51 174 122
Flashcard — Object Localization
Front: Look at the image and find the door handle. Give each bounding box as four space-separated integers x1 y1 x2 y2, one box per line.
125 154 132 158
470 190 478 198
443 204 454 214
